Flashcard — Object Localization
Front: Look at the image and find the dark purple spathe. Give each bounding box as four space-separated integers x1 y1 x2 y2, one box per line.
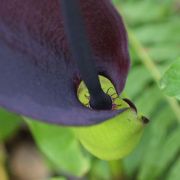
0 0 130 126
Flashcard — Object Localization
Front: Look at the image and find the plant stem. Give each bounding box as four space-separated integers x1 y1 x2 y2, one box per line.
108 160 126 180
0 144 8 180
128 31 180 123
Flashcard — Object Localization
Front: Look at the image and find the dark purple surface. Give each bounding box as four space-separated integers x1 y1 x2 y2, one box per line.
0 0 130 126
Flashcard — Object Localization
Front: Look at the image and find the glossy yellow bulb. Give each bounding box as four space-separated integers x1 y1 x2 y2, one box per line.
73 76 147 160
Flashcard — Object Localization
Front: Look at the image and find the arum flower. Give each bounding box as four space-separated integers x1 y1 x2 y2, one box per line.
0 0 130 126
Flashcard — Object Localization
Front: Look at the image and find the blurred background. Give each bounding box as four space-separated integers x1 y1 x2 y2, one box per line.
0 0 180 179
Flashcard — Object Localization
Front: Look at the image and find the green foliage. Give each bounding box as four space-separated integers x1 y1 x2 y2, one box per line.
0 108 22 141
161 59 180 99
113 0 180 179
89 160 111 180
167 156 180 180
51 177 67 180
26 119 90 177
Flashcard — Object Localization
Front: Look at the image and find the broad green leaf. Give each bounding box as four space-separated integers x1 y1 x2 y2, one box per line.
0 108 22 141
26 119 90 177
160 59 180 98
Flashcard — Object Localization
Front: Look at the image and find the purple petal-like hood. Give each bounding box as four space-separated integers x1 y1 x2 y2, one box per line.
0 0 130 126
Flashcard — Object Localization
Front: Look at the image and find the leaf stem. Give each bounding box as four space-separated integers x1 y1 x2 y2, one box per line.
108 160 126 180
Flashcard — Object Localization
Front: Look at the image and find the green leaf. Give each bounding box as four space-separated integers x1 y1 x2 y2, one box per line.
125 66 151 98
148 44 180 63
138 121 179 180
118 1 170 26
166 156 180 180
160 59 180 98
135 86 163 116
114 1 180 179
0 108 22 141
26 119 90 177
155 127 180 178
134 20 180 45
123 105 175 177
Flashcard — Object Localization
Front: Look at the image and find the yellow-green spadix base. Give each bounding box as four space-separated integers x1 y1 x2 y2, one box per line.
72 76 145 160
73 108 144 160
